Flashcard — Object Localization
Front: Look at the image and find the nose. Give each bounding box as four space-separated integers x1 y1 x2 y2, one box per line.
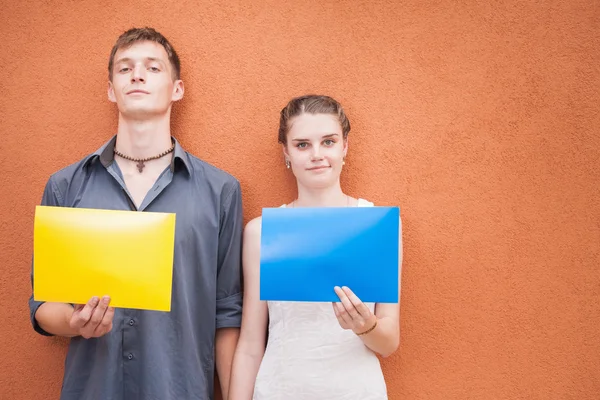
311 145 323 161
130 64 146 84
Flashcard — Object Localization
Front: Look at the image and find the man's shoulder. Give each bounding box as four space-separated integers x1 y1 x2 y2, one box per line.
46 153 96 189
185 152 240 191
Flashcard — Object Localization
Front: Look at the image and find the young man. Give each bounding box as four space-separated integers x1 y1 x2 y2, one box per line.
28 27 242 400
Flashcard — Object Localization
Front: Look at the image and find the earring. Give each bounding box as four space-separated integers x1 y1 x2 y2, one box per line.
285 160 291 169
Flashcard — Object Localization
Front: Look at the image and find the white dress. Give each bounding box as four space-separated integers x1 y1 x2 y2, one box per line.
253 199 388 400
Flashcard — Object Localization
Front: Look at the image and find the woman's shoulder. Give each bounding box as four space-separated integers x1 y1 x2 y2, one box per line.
244 215 262 238
357 198 375 207
245 202 289 236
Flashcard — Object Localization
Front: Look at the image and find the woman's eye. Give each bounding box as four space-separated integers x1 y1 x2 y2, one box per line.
324 139 334 146
297 143 308 149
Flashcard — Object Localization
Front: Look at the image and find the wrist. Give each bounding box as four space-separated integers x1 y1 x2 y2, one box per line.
354 317 378 336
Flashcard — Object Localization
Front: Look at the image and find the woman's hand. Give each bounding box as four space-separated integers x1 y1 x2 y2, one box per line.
332 286 377 335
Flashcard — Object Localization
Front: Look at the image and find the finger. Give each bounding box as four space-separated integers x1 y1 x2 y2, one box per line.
70 297 99 330
334 302 353 326
334 286 346 300
342 286 372 318
84 296 110 331
332 303 344 326
335 286 360 320
332 302 347 326
94 306 115 336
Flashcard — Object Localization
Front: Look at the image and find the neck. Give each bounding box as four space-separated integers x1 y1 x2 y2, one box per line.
294 181 348 207
115 112 173 158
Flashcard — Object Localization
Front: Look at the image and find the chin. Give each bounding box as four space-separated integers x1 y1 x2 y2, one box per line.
119 106 167 118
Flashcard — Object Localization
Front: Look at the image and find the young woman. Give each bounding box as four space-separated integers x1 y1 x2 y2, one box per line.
229 95 403 400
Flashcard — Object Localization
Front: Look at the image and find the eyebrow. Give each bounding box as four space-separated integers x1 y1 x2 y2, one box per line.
114 57 167 66
291 133 339 142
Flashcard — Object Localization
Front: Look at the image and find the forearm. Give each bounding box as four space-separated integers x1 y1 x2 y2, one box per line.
358 316 399 357
229 345 265 400
35 302 78 337
215 327 240 400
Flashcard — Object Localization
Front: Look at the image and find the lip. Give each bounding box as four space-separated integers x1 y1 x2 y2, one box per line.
126 89 150 95
307 166 330 171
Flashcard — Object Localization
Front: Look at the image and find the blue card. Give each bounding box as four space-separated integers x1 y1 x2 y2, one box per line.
260 206 399 303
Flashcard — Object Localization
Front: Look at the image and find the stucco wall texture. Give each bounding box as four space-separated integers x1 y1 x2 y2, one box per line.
1 1 598 399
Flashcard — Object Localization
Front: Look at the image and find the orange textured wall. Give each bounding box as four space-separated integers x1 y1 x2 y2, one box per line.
1 1 599 399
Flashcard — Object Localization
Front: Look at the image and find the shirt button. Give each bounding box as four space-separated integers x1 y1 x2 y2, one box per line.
129 319 135 326
127 353 133 360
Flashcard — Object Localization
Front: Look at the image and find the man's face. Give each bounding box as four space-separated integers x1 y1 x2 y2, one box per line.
108 41 183 118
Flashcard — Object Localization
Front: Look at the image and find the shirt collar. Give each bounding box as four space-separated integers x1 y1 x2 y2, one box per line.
85 135 191 174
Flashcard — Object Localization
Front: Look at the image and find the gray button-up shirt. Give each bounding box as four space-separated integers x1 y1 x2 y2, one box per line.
28 136 243 400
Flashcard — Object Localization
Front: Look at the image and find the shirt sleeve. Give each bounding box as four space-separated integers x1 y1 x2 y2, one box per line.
215 179 244 329
28 176 63 336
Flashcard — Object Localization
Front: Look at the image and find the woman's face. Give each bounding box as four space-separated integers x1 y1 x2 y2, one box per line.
284 113 347 189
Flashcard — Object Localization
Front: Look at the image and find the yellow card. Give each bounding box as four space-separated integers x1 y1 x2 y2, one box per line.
33 206 176 312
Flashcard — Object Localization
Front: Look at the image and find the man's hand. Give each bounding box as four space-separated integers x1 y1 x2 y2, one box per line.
70 296 115 339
